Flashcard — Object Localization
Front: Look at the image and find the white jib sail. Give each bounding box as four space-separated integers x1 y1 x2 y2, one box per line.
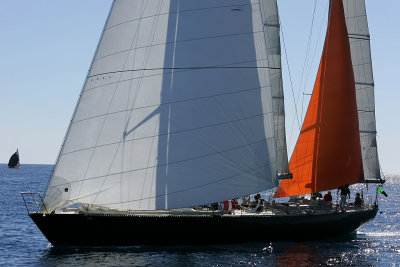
343 0 381 180
43 0 283 212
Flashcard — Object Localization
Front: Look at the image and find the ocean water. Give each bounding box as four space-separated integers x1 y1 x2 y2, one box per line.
0 164 399 266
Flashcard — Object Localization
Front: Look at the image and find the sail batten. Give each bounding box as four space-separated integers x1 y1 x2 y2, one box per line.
43 0 286 211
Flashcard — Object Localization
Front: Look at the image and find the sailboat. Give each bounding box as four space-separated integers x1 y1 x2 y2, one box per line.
8 149 20 168
23 0 384 246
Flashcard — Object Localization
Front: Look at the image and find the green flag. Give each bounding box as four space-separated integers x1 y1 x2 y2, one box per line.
377 186 388 197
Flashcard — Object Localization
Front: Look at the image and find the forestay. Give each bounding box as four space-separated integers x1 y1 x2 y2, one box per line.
343 0 381 180
43 0 287 211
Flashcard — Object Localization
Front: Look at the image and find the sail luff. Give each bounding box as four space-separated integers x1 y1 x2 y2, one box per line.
342 0 381 180
275 0 363 198
43 0 282 212
41 1 115 211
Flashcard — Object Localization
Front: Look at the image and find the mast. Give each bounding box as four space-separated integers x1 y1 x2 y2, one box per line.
43 0 285 211
275 0 363 198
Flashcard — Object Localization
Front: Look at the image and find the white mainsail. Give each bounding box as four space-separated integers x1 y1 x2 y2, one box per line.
343 0 381 180
43 0 287 211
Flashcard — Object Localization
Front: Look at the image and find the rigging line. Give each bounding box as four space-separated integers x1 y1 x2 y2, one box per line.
299 0 318 101
87 66 282 78
279 19 301 133
300 0 320 123
305 0 329 87
300 2 329 128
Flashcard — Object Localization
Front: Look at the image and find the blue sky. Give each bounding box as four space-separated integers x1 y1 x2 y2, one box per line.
1 1 398 173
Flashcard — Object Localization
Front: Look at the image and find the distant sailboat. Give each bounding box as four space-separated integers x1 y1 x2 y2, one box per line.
23 0 385 246
8 149 20 169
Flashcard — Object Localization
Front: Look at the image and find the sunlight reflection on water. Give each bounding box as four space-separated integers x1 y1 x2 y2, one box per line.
359 231 400 237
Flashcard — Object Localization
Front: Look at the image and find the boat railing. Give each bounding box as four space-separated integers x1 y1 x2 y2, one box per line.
21 192 48 214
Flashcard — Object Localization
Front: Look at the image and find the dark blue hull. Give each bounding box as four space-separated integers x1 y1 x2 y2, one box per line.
29 207 378 246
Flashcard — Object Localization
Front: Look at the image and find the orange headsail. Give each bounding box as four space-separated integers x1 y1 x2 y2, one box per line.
274 0 364 198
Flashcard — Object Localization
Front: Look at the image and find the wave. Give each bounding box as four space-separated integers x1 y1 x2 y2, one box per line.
358 231 400 237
